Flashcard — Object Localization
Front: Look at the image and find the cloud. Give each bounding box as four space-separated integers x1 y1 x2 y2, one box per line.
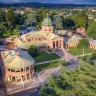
1 0 96 4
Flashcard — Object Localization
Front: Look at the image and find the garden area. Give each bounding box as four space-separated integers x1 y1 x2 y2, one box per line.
28 45 60 63
34 51 60 63
35 60 69 72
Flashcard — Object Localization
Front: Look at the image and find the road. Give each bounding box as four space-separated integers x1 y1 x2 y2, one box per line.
9 87 41 96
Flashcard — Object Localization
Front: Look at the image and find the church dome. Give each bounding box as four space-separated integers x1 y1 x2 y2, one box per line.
42 16 53 26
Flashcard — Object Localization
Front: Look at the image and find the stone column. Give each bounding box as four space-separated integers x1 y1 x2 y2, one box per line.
15 76 17 83
55 41 56 49
29 66 31 79
25 68 27 81
50 41 53 49
58 41 60 48
10 76 12 82
61 40 64 49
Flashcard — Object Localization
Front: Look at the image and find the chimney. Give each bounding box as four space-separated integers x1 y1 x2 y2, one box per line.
16 51 20 56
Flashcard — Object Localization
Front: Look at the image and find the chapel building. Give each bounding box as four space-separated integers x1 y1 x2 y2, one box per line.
14 15 64 50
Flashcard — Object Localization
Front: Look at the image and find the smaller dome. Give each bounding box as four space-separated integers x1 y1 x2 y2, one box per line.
42 17 53 26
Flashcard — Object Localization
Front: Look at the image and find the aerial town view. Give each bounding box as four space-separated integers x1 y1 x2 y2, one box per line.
0 0 96 96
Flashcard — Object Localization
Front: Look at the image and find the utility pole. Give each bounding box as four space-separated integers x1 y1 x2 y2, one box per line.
65 45 67 63
83 46 85 59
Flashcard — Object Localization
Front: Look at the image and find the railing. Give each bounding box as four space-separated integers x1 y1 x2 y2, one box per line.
6 70 31 76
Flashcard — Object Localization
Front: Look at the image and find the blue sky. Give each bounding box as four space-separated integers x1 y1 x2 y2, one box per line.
1 0 96 4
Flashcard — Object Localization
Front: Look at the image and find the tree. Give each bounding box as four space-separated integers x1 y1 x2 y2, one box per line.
13 28 19 36
90 52 96 60
40 61 96 96
25 13 37 26
78 39 89 48
87 21 96 39
0 10 5 22
0 22 7 31
63 18 75 29
28 45 39 57
15 13 23 25
73 11 88 28
54 16 63 30
3 30 11 38
5 9 15 27
35 8 48 27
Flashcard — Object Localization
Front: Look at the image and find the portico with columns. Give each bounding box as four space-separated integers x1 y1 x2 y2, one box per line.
48 36 64 49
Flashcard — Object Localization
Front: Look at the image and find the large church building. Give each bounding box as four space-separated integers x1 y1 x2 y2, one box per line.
14 15 64 50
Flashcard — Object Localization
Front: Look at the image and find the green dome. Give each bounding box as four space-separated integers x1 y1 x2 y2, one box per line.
42 17 53 26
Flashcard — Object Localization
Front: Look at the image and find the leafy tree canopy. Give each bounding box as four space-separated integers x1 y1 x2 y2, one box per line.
28 45 39 57
40 61 96 96
78 39 89 48
5 9 15 27
87 21 96 39
72 11 88 28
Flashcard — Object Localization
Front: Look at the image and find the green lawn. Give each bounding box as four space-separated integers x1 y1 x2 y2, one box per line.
68 47 95 56
34 51 60 63
79 52 96 62
35 60 69 72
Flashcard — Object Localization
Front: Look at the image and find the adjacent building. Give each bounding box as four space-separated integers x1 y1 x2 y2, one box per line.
14 15 64 50
66 35 81 48
89 40 96 50
1 50 35 84
76 27 86 36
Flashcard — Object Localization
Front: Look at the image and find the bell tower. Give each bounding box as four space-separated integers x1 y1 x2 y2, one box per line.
42 14 54 36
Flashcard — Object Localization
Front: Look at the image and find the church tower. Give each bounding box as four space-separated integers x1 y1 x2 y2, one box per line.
42 14 54 36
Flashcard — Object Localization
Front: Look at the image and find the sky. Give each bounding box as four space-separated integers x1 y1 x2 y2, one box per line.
0 0 96 4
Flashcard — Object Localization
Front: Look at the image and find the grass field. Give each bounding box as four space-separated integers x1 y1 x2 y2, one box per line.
68 47 95 56
34 51 60 63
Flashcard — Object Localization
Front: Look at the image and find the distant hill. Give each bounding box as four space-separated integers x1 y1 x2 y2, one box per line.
0 2 96 8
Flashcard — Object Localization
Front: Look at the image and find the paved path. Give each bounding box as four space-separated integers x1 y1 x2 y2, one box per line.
55 50 79 68
35 59 63 65
35 49 79 68
75 52 93 58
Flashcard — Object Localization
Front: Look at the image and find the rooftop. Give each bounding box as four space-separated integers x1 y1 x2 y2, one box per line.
42 16 53 26
66 35 81 44
89 40 96 45
1 50 35 69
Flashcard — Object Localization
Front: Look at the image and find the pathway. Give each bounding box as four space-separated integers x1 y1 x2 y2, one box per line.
75 52 93 58
54 50 79 68
35 59 63 65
